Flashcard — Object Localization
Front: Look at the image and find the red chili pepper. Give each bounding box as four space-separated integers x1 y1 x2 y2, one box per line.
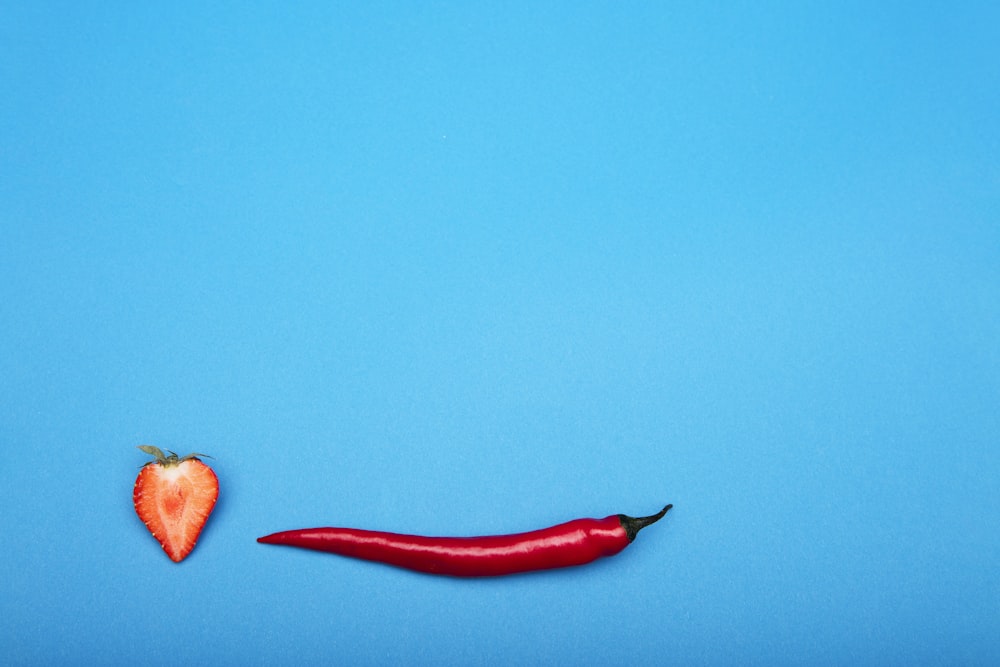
257 504 672 577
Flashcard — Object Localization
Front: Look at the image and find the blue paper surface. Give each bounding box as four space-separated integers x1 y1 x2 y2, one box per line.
2 4 998 665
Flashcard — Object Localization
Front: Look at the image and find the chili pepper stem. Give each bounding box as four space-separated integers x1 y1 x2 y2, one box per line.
618 504 673 542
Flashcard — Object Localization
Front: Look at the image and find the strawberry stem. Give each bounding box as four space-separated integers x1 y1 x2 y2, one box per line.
136 445 214 466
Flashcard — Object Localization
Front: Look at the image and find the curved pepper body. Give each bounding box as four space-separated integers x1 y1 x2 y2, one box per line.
257 505 671 577
259 517 626 576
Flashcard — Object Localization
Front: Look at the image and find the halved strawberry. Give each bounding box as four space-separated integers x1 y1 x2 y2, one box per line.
133 445 219 562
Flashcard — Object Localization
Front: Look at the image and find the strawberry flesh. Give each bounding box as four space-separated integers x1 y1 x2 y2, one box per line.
134 456 219 562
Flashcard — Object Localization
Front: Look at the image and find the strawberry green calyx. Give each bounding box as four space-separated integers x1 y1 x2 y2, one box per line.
136 444 213 466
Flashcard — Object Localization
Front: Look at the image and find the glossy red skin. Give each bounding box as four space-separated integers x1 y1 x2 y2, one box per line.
257 516 630 577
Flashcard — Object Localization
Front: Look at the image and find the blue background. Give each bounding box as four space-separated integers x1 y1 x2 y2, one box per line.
2 3 998 665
